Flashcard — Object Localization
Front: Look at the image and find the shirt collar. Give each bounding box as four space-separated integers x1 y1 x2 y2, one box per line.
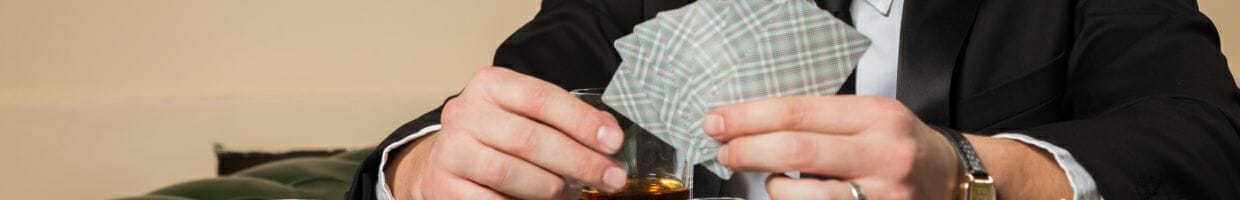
860 0 893 16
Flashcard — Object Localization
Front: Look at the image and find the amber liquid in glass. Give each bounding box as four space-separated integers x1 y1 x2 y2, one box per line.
581 177 689 200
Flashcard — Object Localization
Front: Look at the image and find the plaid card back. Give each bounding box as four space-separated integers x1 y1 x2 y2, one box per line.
603 0 869 179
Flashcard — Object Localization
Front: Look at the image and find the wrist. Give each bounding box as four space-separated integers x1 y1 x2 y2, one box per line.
387 133 441 200
926 126 965 200
963 135 1015 194
932 127 995 200
965 134 1071 199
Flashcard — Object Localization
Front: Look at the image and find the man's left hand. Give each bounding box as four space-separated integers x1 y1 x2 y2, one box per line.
705 96 962 200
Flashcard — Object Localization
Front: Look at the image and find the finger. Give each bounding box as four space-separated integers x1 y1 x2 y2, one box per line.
422 167 509 200
436 132 579 199
704 96 908 141
469 67 624 153
766 175 856 200
717 132 870 178
459 103 628 192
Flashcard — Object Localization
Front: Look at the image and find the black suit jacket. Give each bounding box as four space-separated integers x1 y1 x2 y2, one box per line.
348 0 1240 199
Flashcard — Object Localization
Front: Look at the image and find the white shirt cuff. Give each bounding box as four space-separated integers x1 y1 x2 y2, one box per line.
992 133 1102 200
375 124 442 200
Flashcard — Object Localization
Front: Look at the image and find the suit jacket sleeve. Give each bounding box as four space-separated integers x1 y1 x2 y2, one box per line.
1018 0 1240 198
344 0 661 199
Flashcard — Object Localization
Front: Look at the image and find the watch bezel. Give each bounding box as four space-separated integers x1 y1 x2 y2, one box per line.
961 173 996 200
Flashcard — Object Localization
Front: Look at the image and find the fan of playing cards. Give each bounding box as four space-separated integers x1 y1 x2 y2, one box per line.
601 0 870 179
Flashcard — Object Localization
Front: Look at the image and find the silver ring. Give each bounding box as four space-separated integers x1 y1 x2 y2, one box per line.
847 181 866 200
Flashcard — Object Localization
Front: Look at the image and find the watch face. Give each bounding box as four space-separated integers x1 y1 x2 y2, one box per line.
966 181 997 200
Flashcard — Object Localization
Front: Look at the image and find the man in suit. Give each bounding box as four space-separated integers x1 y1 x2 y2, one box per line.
348 0 1240 199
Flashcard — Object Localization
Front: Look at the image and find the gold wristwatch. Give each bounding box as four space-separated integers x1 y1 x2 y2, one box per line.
931 126 996 200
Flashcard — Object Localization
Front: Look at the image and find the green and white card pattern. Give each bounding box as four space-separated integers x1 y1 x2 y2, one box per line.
602 0 870 179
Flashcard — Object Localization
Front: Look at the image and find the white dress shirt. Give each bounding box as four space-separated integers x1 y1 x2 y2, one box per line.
376 0 1101 199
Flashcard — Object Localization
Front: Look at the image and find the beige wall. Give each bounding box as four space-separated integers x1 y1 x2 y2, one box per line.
0 0 1235 199
1202 0 1239 74
0 0 542 199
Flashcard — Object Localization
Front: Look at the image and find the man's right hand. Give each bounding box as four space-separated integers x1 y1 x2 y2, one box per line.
388 67 628 199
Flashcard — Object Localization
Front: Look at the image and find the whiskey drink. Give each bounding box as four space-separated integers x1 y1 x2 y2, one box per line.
572 88 694 200
581 177 690 200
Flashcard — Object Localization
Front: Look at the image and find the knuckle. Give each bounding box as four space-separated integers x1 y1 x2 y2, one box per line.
441 98 469 125
573 111 602 137
468 67 521 99
868 97 913 126
506 123 541 157
522 84 554 116
480 156 514 186
474 66 508 81
896 144 919 168
873 97 909 117
544 179 568 199
777 135 814 168
571 155 607 181
780 100 809 129
880 141 918 176
467 67 503 90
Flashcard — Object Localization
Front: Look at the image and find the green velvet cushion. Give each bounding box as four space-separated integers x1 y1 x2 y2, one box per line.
331 147 374 162
111 194 193 200
231 158 359 200
120 147 375 200
148 177 311 200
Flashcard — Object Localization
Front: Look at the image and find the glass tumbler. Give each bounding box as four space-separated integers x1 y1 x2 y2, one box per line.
571 88 693 200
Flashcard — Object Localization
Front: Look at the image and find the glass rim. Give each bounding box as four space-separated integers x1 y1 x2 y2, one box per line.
569 88 606 96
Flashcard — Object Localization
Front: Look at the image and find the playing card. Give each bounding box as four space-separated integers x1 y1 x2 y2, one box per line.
603 0 869 179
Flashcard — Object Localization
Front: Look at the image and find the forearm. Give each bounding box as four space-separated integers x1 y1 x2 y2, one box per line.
965 135 1072 199
386 133 441 200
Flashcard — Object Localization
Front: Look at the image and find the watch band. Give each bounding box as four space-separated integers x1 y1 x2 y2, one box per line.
931 126 996 200
933 126 989 177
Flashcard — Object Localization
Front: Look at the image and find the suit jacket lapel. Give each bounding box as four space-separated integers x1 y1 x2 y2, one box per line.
896 0 980 126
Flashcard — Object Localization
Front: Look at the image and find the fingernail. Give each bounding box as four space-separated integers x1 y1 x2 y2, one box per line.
603 167 627 191
716 146 729 164
596 112 624 152
597 126 622 152
704 114 725 137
